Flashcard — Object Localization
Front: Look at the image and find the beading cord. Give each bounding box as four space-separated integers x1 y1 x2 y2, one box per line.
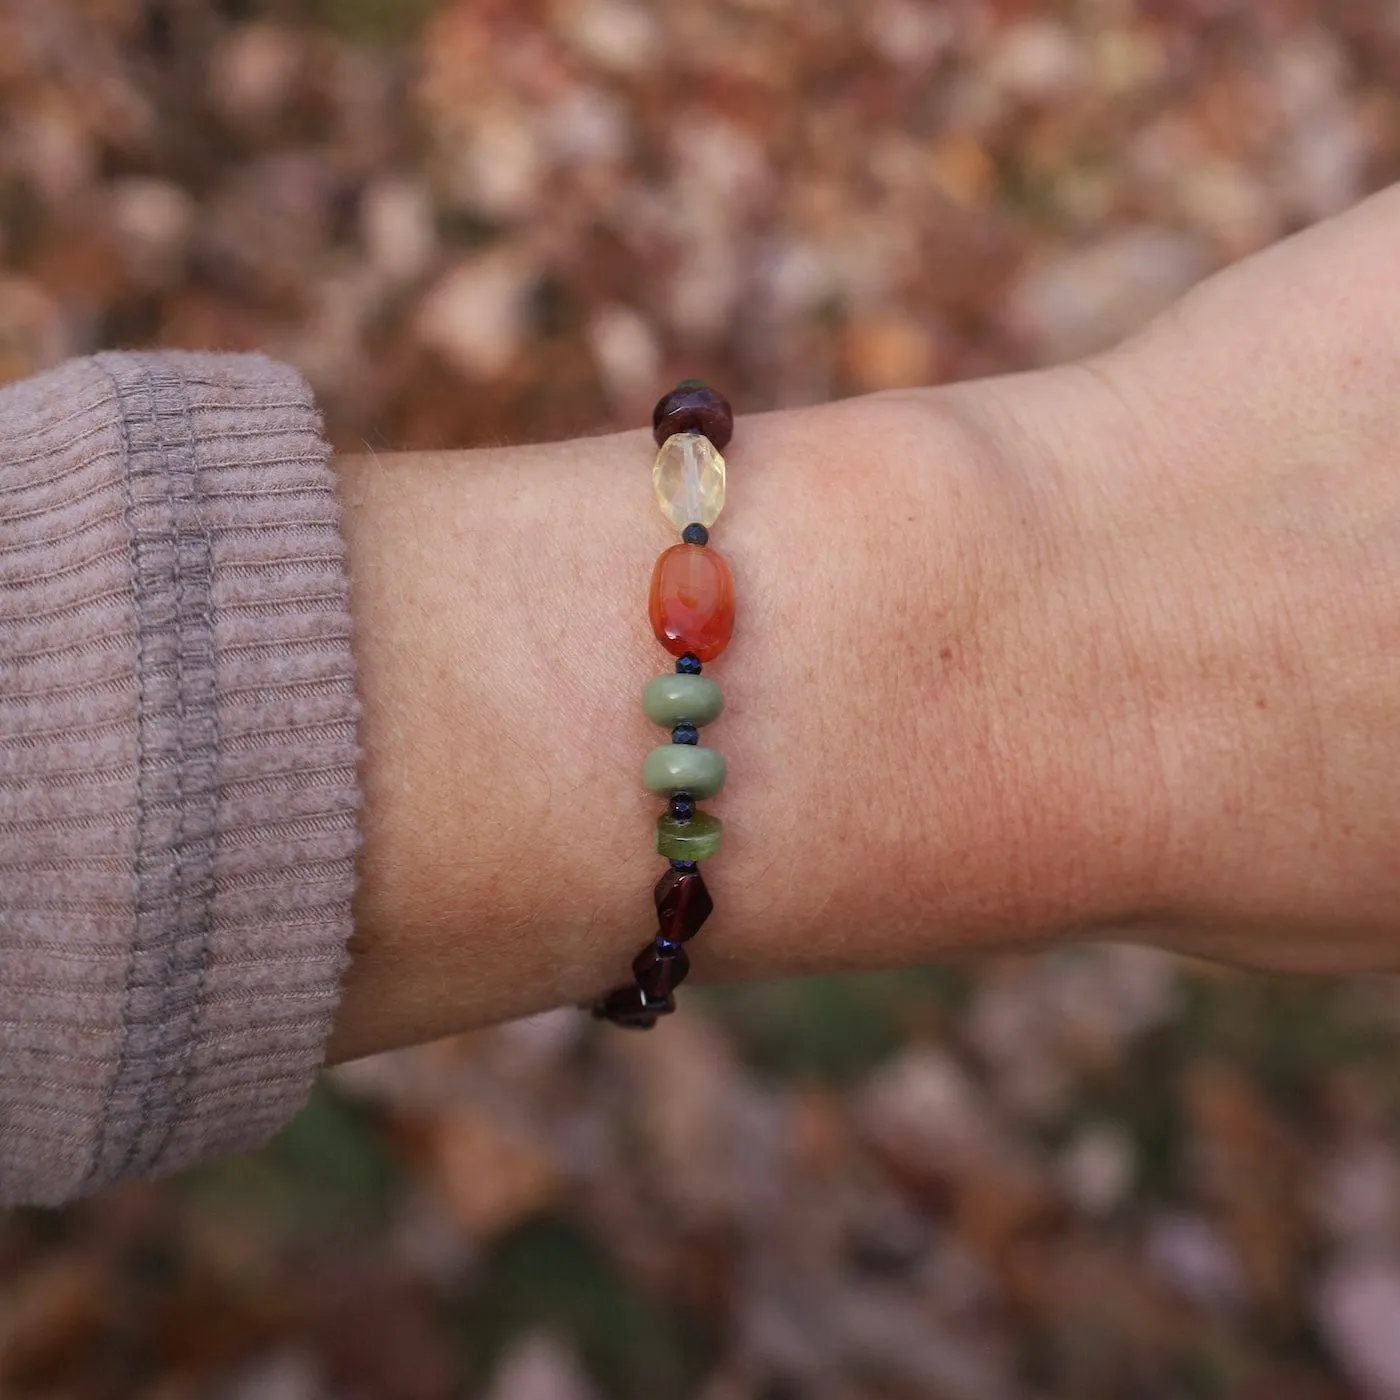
592 381 735 1029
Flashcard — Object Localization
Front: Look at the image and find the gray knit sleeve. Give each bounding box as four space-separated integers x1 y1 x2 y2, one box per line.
0 351 360 1206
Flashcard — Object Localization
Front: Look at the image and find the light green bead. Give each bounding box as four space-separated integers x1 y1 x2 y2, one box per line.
642 674 724 728
655 810 722 861
643 744 726 798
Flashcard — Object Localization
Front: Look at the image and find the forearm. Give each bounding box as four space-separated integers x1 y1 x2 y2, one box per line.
327 385 1154 1061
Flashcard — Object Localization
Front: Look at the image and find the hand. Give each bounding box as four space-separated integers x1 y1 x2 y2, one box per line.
976 182 1400 971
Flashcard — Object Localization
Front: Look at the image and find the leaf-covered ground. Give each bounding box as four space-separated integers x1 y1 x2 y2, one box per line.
5 3 1400 1396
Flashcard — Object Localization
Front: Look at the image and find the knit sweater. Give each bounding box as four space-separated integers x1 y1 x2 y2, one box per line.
0 352 360 1207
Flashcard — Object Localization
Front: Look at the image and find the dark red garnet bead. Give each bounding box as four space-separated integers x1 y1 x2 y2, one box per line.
653 867 714 943
652 381 734 450
633 939 691 999
594 983 675 1029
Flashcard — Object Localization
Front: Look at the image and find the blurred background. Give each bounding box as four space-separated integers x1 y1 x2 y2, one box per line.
4 1 1400 1396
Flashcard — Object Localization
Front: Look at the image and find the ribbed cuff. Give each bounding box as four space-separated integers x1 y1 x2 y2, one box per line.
0 351 359 1205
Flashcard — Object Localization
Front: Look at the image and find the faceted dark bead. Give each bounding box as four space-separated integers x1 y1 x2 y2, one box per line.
594 983 675 1029
675 652 703 676
681 522 710 546
633 938 691 998
654 866 714 942
652 382 734 450
672 723 698 745
669 792 695 822
670 859 698 872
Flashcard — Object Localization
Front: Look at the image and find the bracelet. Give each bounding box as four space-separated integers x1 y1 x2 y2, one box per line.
592 380 736 1030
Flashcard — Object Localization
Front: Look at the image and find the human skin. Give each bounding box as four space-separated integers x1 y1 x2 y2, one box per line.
326 184 1400 1063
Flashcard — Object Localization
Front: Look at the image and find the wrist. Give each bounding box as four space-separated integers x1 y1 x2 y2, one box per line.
896 368 1180 946
329 379 1166 1059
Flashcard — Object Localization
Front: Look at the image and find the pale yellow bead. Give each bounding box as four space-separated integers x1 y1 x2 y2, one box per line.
652 432 726 530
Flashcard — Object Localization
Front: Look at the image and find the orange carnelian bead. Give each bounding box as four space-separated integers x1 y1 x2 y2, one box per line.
648 544 735 662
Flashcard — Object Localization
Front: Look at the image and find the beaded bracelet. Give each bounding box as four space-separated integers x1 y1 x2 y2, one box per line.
592 380 735 1030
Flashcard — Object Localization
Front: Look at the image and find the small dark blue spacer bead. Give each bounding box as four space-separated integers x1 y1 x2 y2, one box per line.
669 793 695 822
676 652 703 675
672 723 698 745
682 522 709 546
670 859 698 871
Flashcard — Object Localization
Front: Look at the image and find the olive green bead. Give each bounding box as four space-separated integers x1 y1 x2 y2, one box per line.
643 744 726 799
642 674 724 729
655 810 722 861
